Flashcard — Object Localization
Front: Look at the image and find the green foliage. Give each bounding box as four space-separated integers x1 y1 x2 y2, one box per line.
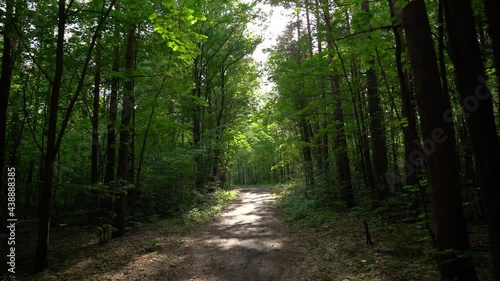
145 239 160 252
150 0 207 61
139 148 196 218
86 181 134 200
151 188 237 234
184 189 237 224
96 224 117 244
274 184 338 227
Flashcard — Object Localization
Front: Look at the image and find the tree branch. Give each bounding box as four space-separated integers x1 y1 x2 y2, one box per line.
55 0 118 152
337 25 399 41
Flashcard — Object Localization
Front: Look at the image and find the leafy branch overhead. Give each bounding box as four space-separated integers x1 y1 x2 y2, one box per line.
150 1 207 62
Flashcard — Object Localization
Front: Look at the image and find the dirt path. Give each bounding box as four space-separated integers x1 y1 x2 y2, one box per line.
163 187 307 281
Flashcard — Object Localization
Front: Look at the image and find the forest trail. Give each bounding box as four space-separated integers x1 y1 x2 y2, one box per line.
163 187 307 281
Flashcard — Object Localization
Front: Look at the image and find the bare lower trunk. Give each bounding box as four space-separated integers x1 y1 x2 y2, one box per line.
402 1 477 280
0 0 15 201
445 0 500 278
362 1 389 200
91 40 101 184
115 25 136 237
388 0 420 189
483 0 500 113
321 0 354 207
35 0 66 272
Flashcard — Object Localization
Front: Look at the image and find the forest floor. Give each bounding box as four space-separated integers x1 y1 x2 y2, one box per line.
12 187 309 281
6 187 490 280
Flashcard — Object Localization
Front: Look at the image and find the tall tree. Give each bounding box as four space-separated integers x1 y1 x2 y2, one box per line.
105 4 121 185
35 0 68 271
401 0 477 280
361 1 389 200
91 39 102 184
0 0 15 202
35 0 116 270
294 5 315 188
445 0 500 279
114 24 137 237
387 0 420 191
320 0 354 207
483 0 500 112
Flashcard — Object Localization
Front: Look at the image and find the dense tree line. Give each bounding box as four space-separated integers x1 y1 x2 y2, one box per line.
230 0 500 280
0 0 260 272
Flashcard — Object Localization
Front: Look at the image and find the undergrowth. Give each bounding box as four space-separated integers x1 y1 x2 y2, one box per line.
273 183 441 281
183 188 238 224
273 184 339 227
151 188 238 234
9 187 238 280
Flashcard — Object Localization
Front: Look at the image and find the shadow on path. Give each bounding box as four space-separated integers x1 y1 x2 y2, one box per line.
159 187 306 281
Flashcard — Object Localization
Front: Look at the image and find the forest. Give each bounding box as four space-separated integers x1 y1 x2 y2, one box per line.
0 0 499 280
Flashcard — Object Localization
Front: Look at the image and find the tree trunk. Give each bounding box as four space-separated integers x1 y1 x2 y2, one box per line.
306 0 326 183
91 39 101 184
114 25 136 237
192 55 204 189
483 0 500 112
402 1 477 280
299 116 315 187
105 21 120 184
0 0 15 201
388 0 420 190
294 3 315 188
445 0 500 279
35 0 66 272
362 1 389 200
321 0 354 207
333 76 354 208
315 0 331 181
212 66 227 184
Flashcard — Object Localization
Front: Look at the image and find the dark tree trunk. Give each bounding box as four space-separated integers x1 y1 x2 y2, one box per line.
362 1 389 200
306 0 327 183
445 0 500 279
129 106 136 208
321 0 354 207
212 65 227 184
483 0 500 112
366 65 389 199
352 76 376 195
105 27 120 185
91 39 101 184
437 0 476 187
315 0 331 181
333 76 354 208
0 0 14 201
294 4 314 188
115 25 136 237
402 1 478 280
299 116 315 187
388 0 420 190
192 55 204 189
35 0 66 272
